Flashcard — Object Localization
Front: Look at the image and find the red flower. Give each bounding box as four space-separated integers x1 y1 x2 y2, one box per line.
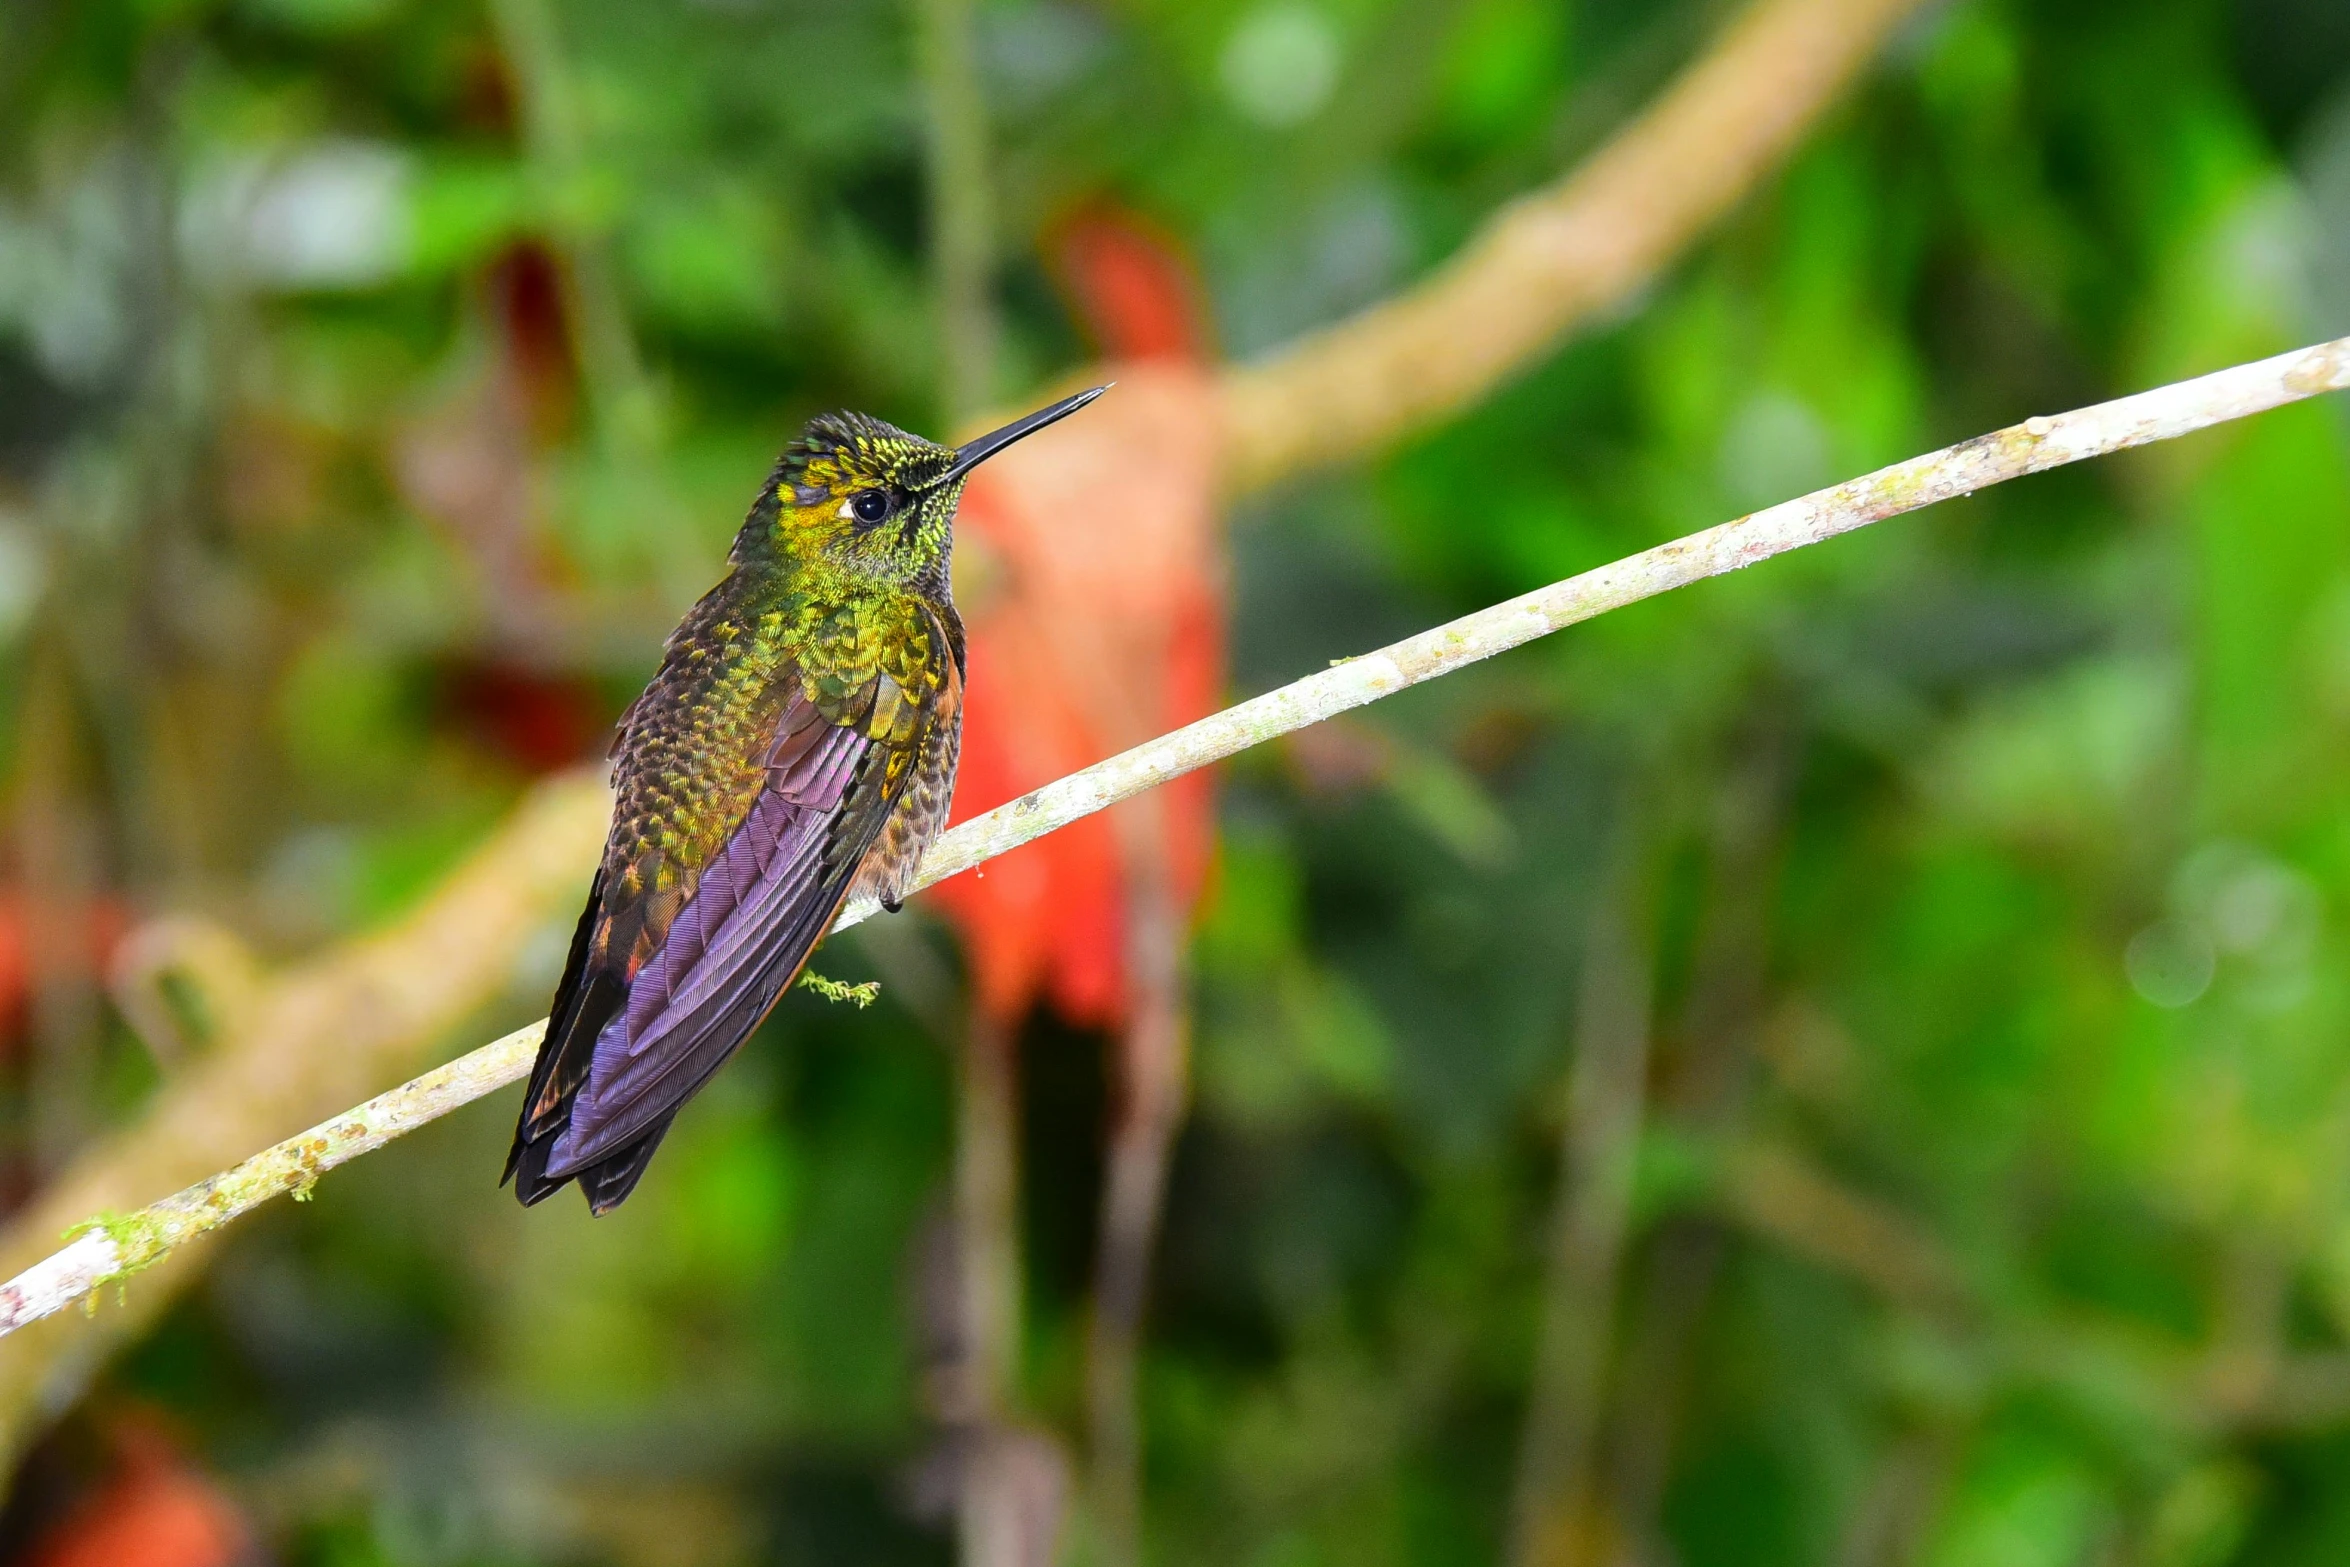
927 211 1223 1027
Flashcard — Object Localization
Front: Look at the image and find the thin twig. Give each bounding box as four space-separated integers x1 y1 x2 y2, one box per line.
1714 1135 2350 1440
951 1005 1050 1567
1507 791 1661 1567
0 1021 549 1329
1 335 2346 1340
1603 722 1792 1554
0 775 609 1447
913 7 1041 1559
866 337 2350 916
917 0 998 423
1718 1140 1968 1317
17 637 102 1177
489 0 656 444
1085 818 1190 1567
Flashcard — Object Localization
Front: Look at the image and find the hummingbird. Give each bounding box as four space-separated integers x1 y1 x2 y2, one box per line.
506 386 1108 1213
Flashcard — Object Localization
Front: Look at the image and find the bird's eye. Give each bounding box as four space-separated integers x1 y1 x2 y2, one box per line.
851 489 891 525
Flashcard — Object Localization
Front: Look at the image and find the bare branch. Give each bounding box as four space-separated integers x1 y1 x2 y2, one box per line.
1718 1140 1968 1317
1 335 2339 1349
869 336 2350 916
1216 0 1933 492
916 0 999 424
0 777 609 1457
0 1020 548 1334
1507 798 1661 1567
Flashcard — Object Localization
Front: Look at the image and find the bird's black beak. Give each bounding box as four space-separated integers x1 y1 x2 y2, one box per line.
938 385 1109 484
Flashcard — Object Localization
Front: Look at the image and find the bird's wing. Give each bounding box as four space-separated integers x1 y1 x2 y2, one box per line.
507 651 934 1211
547 708 895 1175
505 860 619 1187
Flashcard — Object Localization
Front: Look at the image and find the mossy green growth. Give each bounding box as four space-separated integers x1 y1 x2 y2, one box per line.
61 1210 178 1282
797 968 880 1007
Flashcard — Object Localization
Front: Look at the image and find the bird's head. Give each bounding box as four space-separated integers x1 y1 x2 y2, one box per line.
752 386 1107 591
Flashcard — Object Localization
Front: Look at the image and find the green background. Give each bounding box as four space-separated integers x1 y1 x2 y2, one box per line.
7 0 2350 1562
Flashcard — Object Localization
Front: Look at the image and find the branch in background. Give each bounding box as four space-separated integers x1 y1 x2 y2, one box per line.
1712 1134 2350 1441
1507 794 1662 1567
949 1008 1068 1567
487 0 711 620
1085 810 1190 1567
0 777 608 1463
489 0 657 447
1215 0 1933 492
913 5 1053 1560
17 638 103 1176
917 0 999 424
1717 1140 1967 1318
1832 1432 1953 1567
6 337 2343 1350
1601 725 1791 1556
0 1020 550 1334
865 335 2350 919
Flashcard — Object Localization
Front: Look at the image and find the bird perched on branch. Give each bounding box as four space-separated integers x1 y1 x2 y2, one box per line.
506 387 1107 1212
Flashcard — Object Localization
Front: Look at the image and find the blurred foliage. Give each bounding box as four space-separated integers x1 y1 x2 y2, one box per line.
6 0 2350 1564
